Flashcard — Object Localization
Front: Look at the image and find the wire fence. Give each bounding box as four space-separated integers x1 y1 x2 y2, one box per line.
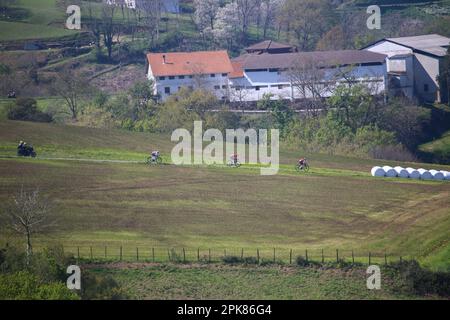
60 246 407 266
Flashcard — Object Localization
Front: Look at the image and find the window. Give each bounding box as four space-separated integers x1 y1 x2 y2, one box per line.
214 85 220 90
169 76 175 80
222 85 227 89
255 86 260 91
278 85 283 90
424 84 429 92
164 87 170 94
189 75 193 79
269 68 278 72
159 76 166 80
179 75 185 79
222 73 227 77
210 74 216 78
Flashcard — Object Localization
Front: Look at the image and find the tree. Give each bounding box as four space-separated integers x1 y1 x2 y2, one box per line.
260 0 283 39
327 84 377 132
86 1 102 53
127 80 156 121
316 25 345 51
212 2 240 49
3 188 54 264
378 98 430 149
194 0 220 32
51 72 92 120
257 93 293 136
139 0 163 45
278 0 334 50
177 88 218 120
235 0 261 43
288 55 330 116
438 46 450 106
101 4 120 61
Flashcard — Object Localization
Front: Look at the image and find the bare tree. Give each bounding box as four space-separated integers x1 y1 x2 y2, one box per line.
51 71 92 120
288 56 331 116
139 0 163 45
235 0 261 43
3 187 54 264
101 3 120 61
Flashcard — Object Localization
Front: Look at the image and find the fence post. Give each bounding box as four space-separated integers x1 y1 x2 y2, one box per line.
105 246 107 259
336 249 339 262
352 250 355 264
289 249 292 265
183 248 186 263
241 248 244 259
384 251 387 265
197 248 200 262
152 248 155 263
77 247 80 260
120 246 122 261
273 248 276 263
136 248 139 261
168 249 171 262
208 249 211 263
368 252 371 265
90 246 93 260
257 249 260 264
322 249 324 263
400 256 402 263
305 249 308 263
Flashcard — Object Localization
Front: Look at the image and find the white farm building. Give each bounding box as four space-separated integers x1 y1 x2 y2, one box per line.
146 34 449 104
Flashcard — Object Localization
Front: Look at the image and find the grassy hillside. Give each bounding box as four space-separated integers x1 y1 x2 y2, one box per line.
419 130 450 164
0 0 78 41
0 121 449 271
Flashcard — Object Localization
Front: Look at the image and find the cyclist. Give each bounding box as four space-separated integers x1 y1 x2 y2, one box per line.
298 157 308 170
151 150 160 162
231 153 239 166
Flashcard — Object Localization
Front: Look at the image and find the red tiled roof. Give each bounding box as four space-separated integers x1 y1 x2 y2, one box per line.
230 61 244 78
147 51 233 77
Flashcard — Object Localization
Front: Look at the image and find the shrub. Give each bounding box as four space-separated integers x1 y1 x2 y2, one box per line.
0 271 79 300
295 256 310 267
80 272 126 300
222 256 242 264
386 260 450 297
7 98 52 122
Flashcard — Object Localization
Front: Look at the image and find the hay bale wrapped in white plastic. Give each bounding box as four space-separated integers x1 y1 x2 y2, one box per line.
440 171 450 180
406 167 420 179
371 166 385 177
394 166 409 178
417 168 433 180
429 170 445 180
383 166 397 177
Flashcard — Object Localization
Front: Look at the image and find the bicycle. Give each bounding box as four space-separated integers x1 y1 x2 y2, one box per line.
295 162 309 172
227 159 241 168
146 155 162 165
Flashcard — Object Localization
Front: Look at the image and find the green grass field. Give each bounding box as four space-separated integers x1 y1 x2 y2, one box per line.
0 0 78 41
0 120 449 273
419 130 450 162
86 263 422 300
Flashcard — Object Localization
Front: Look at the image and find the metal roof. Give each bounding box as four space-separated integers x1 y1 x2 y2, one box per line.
237 50 387 70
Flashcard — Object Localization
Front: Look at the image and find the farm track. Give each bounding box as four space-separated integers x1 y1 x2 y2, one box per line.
0 154 358 176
